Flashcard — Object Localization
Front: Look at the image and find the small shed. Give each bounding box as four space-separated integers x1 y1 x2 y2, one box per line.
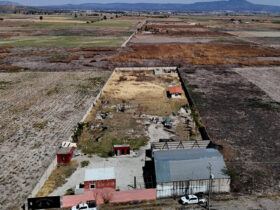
57 147 75 164
84 168 116 191
168 86 184 98
114 144 131 156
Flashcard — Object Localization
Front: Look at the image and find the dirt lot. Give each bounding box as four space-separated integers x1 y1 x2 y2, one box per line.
78 70 200 157
0 71 110 209
179 66 280 194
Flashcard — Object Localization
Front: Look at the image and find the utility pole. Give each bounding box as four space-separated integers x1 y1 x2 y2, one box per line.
207 162 212 210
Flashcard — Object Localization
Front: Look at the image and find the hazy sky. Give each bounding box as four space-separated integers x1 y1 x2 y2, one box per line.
14 0 280 7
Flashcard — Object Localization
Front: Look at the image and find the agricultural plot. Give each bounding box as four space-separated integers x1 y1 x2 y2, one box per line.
130 20 246 45
0 71 110 209
234 67 280 103
0 36 127 47
109 43 280 66
0 15 140 47
179 66 280 194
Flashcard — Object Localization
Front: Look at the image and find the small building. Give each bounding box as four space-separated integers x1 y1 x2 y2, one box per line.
57 147 75 164
154 149 230 198
168 86 184 98
84 168 116 191
114 144 131 156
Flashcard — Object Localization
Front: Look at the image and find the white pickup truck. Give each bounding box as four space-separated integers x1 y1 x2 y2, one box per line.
71 200 98 210
180 194 206 205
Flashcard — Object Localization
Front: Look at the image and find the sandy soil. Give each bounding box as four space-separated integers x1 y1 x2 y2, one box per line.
234 67 280 103
0 71 110 209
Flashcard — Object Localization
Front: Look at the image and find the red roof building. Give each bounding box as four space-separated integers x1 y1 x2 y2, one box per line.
168 86 184 98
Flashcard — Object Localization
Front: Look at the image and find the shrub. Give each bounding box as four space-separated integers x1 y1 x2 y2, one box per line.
81 160 90 168
65 188 75 195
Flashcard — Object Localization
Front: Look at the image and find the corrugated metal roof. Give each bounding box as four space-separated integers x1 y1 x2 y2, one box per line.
154 149 229 183
84 167 115 182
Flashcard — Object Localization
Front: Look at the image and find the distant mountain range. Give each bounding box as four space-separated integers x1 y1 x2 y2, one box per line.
0 1 20 6
40 0 280 13
1 0 280 13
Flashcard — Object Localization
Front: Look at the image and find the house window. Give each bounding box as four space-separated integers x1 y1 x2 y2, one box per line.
61 156 65 161
90 184 95 189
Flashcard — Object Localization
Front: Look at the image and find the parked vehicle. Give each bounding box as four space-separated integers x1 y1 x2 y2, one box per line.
180 194 206 205
71 200 98 210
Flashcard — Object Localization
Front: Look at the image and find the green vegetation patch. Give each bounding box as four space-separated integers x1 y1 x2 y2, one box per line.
78 136 148 158
0 36 126 47
246 98 279 112
91 20 138 28
81 160 90 168
0 81 13 90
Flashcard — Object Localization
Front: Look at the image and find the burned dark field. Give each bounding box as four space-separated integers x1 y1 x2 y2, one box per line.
179 66 280 194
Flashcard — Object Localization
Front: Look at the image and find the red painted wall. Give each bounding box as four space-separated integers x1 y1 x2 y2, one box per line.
57 147 75 164
114 146 130 156
84 179 116 191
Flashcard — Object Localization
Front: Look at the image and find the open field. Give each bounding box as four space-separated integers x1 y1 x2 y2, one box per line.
0 15 139 47
0 36 126 47
234 67 280 103
179 66 280 194
0 71 110 209
1 13 280 209
109 43 280 66
0 46 120 71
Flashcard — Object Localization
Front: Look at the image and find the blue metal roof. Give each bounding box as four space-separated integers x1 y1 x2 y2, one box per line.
154 149 229 183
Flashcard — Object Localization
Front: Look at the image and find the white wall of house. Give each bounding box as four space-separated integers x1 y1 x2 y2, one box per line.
156 178 230 198
171 93 182 98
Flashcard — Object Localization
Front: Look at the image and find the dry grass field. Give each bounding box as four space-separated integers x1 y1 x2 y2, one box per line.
0 71 110 209
109 43 280 66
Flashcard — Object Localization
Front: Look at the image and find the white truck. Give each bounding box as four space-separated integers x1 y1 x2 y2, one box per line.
71 200 98 210
180 194 206 205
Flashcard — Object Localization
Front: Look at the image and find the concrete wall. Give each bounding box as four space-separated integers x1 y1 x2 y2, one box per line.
156 178 230 198
30 157 57 197
115 67 177 71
